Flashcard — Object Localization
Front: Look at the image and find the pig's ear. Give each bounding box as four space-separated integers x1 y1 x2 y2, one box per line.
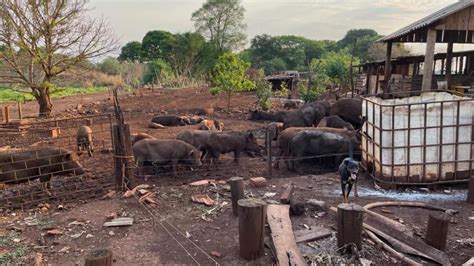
188 150 195 157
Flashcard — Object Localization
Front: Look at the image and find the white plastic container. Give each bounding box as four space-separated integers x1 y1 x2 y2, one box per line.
361 92 473 184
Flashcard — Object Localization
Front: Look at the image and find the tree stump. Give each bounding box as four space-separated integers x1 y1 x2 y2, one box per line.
467 177 474 204
425 213 450 251
84 249 113 266
238 198 266 260
337 203 364 252
229 177 244 216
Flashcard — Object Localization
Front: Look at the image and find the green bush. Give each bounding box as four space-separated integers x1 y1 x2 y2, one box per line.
298 83 325 103
143 59 172 85
255 79 272 110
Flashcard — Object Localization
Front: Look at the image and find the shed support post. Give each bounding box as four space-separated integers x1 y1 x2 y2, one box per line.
422 28 437 92
384 42 393 93
446 42 453 88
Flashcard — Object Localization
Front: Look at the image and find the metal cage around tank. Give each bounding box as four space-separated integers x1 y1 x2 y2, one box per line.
360 91 474 186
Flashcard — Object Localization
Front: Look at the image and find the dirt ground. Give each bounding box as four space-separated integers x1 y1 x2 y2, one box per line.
0 87 473 265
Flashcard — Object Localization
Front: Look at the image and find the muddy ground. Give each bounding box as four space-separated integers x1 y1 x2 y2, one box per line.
0 87 473 265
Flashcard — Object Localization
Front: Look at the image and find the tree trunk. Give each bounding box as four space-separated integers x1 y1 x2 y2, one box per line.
37 88 52 118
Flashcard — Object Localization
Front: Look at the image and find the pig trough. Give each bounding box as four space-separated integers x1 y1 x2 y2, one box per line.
361 92 474 186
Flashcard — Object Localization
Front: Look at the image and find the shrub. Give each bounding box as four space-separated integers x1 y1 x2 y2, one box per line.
298 83 325 103
255 79 272 110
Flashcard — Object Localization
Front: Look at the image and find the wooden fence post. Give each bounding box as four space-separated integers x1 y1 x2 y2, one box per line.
467 177 474 204
84 249 113 266
17 102 22 120
112 88 133 191
229 177 244 216
0 106 3 123
425 213 450 251
238 198 266 260
337 203 364 252
4 106 9 124
266 131 272 178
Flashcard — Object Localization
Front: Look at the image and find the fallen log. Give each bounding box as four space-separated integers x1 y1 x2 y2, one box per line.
364 209 413 237
366 214 451 266
267 204 306 265
293 228 332 243
364 223 436 263
364 229 422 266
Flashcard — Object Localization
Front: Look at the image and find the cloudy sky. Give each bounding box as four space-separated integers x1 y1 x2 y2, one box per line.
88 0 464 53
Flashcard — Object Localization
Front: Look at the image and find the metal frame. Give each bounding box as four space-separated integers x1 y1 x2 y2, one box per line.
361 92 473 186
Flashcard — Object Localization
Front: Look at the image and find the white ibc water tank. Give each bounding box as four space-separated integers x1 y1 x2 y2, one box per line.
362 92 473 184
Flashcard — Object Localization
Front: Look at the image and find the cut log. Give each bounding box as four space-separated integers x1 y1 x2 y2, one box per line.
84 249 113 266
425 213 450 251
267 204 306 265
279 182 294 204
229 177 244 216
238 198 266 260
294 228 332 243
337 203 364 251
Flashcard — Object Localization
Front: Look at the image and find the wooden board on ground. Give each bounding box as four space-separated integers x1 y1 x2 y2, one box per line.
294 228 332 243
103 217 134 227
267 204 306 266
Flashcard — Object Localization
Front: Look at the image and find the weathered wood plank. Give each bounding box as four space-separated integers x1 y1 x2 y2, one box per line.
267 204 306 266
294 228 332 243
469 6 474 31
103 217 134 227
458 8 471 31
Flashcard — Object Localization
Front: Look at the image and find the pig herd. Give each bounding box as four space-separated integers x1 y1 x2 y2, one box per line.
0 97 363 189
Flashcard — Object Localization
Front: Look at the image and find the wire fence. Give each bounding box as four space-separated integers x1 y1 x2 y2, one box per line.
0 114 116 210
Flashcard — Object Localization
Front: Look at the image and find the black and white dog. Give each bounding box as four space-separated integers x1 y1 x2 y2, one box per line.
338 157 360 203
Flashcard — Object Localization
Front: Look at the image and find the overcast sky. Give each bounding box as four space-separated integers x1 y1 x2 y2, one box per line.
89 0 468 53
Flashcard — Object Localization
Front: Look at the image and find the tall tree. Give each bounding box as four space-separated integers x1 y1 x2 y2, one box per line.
141 30 175 62
191 0 246 52
118 41 142 62
0 0 117 117
168 32 206 76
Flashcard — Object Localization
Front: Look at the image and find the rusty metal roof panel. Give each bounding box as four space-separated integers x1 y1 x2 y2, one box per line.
379 0 474 42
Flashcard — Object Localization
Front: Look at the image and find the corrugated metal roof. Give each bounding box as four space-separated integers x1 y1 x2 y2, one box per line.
379 0 474 42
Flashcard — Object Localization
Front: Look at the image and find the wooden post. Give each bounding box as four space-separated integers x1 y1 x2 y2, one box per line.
84 249 113 266
366 65 372 95
375 66 381 94
229 177 244 216
384 42 393 93
17 102 22 120
113 124 133 191
467 177 474 204
266 131 272 178
337 203 364 251
422 27 437 92
0 107 3 123
425 213 450 251
4 106 9 124
238 198 266 260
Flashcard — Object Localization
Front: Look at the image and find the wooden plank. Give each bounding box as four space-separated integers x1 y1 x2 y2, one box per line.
384 42 392 92
469 6 474 31
422 27 436 92
103 217 134 227
279 182 294 204
267 204 306 266
458 8 470 31
294 228 332 243
463 257 474 266
447 12 459 30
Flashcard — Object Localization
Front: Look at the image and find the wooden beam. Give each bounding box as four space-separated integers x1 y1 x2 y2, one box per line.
446 42 453 87
422 28 436 92
384 42 393 93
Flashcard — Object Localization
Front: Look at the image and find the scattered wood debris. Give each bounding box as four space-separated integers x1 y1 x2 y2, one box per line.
279 182 294 204
293 228 332 243
210 251 222 258
46 229 63 235
191 194 215 206
189 179 215 187
103 217 134 227
250 177 267 187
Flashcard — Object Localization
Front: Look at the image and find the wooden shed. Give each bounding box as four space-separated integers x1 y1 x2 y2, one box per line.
377 0 474 95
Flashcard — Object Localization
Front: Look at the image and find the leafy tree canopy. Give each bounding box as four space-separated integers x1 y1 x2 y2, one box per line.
118 41 142 62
